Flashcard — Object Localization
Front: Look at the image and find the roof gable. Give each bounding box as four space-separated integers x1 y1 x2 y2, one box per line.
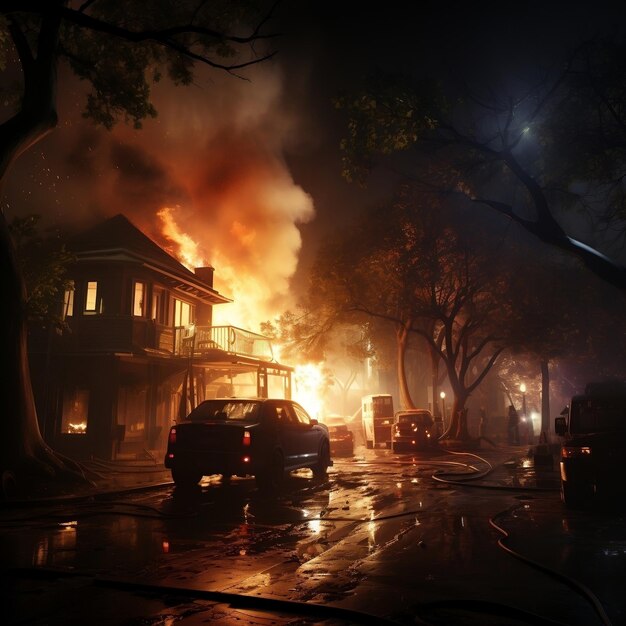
70 213 188 273
69 213 230 304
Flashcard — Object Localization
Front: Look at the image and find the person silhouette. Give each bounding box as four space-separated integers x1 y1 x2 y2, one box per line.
507 404 520 445
479 406 487 438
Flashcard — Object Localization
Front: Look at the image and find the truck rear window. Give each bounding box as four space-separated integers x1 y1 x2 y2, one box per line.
186 400 261 423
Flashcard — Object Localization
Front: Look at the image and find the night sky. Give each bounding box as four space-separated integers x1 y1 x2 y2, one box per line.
2 0 625 328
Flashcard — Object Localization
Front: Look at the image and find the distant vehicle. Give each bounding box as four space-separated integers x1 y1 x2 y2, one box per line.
323 414 354 457
391 409 435 453
361 394 394 449
555 381 626 509
164 398 331 491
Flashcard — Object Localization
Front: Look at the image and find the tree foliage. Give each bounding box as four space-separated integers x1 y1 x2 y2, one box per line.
492 234 626 434
9 213 75 326
309 187 511 440
335 39 626 292
261 309 374 415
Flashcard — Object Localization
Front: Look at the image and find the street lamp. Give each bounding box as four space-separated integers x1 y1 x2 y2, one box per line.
440 391 446 428
519 383 527 418
520 383 529 444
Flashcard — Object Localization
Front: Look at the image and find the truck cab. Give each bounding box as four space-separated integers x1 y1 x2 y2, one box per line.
361 394 394 449
555 381 626 509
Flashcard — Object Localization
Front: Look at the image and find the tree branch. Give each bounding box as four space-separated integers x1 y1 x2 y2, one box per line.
3 1 280 72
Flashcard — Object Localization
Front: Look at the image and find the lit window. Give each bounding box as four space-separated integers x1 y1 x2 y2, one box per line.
85 281 98 312
63 282 74 318
133 282 145 317
174 298 192 327
61 389 89 435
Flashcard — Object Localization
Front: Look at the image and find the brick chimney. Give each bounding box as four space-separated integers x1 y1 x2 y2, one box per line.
194 266 215 287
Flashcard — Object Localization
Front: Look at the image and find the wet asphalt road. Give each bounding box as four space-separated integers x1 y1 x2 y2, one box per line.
2 443 625 626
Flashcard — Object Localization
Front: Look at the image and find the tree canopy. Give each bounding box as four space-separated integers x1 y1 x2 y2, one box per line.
9 213 75 325
308 187 512 440
335 38 626 292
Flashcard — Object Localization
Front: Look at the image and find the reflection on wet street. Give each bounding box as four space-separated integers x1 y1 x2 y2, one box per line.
3 444 625 625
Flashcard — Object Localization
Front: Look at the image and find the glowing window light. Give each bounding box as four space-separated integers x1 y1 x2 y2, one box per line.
68 422 87 434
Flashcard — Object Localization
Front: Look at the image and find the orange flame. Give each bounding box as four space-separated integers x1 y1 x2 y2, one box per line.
293 363 326 420
158 207 207 268
155 205 311 330
156 208 329 415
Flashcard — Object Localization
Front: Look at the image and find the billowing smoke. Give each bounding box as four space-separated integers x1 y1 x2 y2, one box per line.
101 66 314 328
10 63 315 330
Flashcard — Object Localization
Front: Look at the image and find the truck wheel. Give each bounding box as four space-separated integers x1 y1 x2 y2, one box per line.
172 468 201 488
256 451 284 493
312 441 331 478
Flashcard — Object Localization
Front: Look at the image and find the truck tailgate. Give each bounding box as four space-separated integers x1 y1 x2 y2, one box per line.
174 421 248 451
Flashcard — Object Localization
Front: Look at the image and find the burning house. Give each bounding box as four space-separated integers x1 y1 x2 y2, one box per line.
27 213 293 461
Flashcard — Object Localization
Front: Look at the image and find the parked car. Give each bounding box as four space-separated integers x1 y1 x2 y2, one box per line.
555 381 626 509
391 409 435 453
323 414 355 457
165 398 331 491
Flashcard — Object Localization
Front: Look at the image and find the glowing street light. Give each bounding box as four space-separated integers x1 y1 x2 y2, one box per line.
440 391 446 427
520 382 530 444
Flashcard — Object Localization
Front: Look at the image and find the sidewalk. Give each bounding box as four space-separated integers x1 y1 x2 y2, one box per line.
79 458 173 495
1 458 174 507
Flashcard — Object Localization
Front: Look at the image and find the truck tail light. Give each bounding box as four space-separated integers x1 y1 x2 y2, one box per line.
168 427 177 445
242 431 251 446
562 446 591 458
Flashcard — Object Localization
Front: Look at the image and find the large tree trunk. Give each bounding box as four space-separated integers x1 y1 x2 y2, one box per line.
0 8 91 499
0 212 88 498
337 371 357 415
396 321 415 410
443 393 471 440
429 346 440 419
0 212 47 471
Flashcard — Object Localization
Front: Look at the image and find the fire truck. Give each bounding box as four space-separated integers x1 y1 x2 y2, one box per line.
361 394 394 448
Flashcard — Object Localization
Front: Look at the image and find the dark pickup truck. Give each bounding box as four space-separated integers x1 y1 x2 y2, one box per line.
164 397 331 491
555 382 626 509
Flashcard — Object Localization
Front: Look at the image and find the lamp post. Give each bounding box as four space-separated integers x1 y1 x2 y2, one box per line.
440 391 446 431
520 383 528 443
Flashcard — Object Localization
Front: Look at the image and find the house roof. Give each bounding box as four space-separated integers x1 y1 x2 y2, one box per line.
69 213 231 305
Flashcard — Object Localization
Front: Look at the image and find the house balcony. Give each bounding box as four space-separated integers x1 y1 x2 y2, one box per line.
32 316 276 364
174 325 276 362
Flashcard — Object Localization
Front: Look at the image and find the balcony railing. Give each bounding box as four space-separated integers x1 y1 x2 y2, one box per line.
174 325 275 361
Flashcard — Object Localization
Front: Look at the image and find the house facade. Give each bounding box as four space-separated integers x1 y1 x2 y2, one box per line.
27 213 292 461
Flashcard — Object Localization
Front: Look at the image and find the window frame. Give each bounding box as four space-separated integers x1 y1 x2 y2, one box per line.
84 280 99 314
132 281 146 317
62 281 75 319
